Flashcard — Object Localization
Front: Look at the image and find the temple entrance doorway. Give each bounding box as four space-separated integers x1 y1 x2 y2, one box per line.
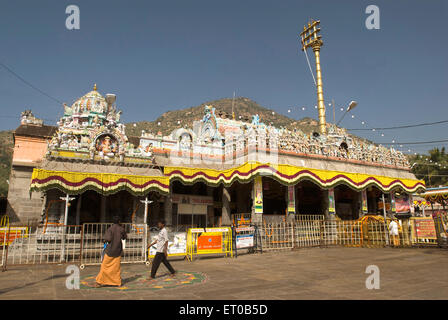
171 180 213 230
334 185 360 220
228 181 252 215
367 186 383 215
44 189 148 225
295 180 326 215
262 177 287 219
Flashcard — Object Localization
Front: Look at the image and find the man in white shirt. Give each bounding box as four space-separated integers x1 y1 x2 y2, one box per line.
148 220 176 279
389 219 400 247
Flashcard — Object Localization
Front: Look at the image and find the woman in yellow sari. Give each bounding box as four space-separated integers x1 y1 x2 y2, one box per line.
95 216 127 287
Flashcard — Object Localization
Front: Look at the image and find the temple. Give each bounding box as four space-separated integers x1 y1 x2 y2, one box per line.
6 85 425 229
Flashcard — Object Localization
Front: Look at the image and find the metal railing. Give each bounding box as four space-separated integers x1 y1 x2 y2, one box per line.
258 222 294 251
186 227 233 261
1 216 444 267
232 213 252 226
2 225 81 266
295 214 325 222
321 221 363 247
294 220 321 247
79 223 147 268
259 219 391 250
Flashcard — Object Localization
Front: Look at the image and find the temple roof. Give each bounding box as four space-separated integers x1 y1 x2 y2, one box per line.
66 84 108 116
15 124 57 138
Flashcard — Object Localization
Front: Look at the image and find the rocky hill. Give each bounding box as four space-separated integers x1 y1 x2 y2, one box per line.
125 97 338 138
125 97 294 137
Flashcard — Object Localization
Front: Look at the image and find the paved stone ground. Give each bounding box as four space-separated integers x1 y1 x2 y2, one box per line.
1 247 447 300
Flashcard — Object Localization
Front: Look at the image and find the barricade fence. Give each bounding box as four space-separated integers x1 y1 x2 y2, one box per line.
256 217 440 251
258 221 294 251
2 225 81 266
409 217 439 246
1 216 444 267
80 223 147 268
232 225 262 257
295 214 325 222
433 214 448 247
148 230 187 259
321 221 364 247
231 213 252 227
294 219 322 247
186 227 233 261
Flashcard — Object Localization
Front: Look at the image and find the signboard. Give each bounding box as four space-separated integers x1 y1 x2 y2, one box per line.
235 226 255 233
395 194 411 213
361 190 368 213
328 188 335 214
187 227 232 259
236 234 254 249
287 186 296 214
171 194 213 205
254 176 263 214
190 227 229 233
198 234 222 251
177 203 207 215
0 227 28 246
413 218 437 240
148 232 187 256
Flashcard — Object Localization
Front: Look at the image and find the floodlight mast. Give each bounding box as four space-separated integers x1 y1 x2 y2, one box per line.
300 19 326 135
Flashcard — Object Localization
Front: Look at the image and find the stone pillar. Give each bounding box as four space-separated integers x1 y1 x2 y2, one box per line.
100 195 107 223
153 200 161 223
164 194 173 228
286 185 295 222
390 191 396 215
75 193 82 225
323 189 334 221
206 186 215 227
132 197 138 223
222 187 232 226
40 192 47 225
251 179 263 225
357 191 363 218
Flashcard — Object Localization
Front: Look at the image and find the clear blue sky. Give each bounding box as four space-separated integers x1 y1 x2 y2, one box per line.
0 0 447 154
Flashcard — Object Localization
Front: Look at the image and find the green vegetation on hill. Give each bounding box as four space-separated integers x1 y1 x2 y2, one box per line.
409 148 448 188
0 131 13 197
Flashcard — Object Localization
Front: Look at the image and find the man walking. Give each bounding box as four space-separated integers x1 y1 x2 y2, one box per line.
95 215 127 287
148 220 176 279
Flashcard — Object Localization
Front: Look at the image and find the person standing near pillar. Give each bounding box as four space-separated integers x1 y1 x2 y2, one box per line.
147 220 176 279
388 219 400 247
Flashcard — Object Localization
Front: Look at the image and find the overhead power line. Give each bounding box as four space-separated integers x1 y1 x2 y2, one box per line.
380 139 448 145
0 61 64 105
347 119 448 131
